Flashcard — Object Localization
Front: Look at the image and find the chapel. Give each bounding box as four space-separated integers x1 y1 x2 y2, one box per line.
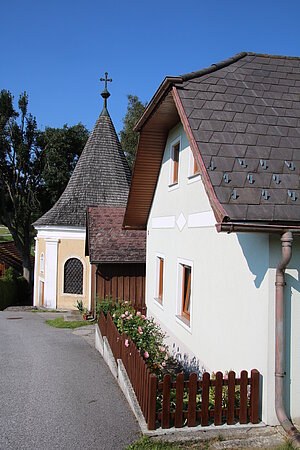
33 75 133 311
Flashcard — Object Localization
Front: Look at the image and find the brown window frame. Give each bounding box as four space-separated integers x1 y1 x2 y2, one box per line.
171 142 180 185
157 257 164 303
193 154 200 176
181 265 191 320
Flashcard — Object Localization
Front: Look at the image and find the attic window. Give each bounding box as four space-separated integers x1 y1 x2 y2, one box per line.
188 149 200 180
63 258 83 295
169 139 180 187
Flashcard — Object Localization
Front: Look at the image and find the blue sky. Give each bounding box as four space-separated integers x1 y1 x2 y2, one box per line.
1 0 300 134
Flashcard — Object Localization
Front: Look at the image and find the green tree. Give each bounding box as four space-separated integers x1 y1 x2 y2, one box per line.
120 94 147 170
0 90 89 291
37 123 89 212
0 90 42 287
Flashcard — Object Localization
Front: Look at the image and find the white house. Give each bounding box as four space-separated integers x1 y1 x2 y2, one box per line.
123 52 300 437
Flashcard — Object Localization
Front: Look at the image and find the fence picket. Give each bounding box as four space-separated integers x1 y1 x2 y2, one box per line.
148 374 157 430
162 374 171 429
188 373 197 427
250 369 259 423
227 371 235 425
239 370 248 424
175 373 184 428
214 371 223 425
201 372 210 426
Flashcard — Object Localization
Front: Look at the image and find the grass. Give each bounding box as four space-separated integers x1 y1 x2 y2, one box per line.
0 226 13 243
126 436 294 450
31 309 68 313
45 317 96 329
126 437 182 450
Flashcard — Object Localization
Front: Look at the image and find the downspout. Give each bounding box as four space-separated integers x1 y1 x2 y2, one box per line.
275 231 300 447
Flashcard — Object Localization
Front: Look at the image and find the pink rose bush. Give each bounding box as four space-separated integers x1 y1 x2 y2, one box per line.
98 297 169 374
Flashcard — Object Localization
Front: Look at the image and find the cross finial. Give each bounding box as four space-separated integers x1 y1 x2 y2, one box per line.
100 72 112 115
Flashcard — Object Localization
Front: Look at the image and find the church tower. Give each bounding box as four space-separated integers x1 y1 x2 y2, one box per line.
33 75 131 310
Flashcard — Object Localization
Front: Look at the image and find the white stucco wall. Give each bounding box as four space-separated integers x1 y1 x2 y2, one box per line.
146 122 300 426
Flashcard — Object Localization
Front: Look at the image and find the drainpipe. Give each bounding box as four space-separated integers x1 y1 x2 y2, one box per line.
275 231 300 447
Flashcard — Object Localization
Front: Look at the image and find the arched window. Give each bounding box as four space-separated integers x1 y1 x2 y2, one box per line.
63 258 83 294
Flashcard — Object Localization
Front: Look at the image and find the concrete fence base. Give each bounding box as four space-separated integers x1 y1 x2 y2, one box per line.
95 324 148 432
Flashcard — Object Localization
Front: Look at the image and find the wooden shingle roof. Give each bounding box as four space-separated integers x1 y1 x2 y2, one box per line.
34 111 131 227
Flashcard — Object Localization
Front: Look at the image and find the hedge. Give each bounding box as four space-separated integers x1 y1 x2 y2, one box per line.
0 277 29 311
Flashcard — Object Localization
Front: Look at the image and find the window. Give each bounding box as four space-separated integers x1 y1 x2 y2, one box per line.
188 149 200 178
181 265 191 320
40 252 44 274
170 140 180 186
176 259 193 329
155 256 164 304
63 258 83 294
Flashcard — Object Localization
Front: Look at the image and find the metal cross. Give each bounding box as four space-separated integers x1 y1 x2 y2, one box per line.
100 72 112 90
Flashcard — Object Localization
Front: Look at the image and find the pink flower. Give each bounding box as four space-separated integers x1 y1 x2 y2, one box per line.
129 314 133 318
164 354 168 361
144 351 149 359
160 346 165 352
136 311 141 316
125 339 129 348
121 314 125 318
126 316 131 320
138 326 143 334
124 301 129 304
141 315 146 320
112 313 116 318
162 362 166 367
125 310 129 316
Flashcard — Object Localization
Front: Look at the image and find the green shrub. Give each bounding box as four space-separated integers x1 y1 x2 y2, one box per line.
0 274 29 310
99 296 169 376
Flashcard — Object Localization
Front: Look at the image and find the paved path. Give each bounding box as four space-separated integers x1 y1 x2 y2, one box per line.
0 311 140 450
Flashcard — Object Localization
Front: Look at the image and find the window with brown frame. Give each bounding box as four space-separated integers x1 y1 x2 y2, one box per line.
156 256 164 303
171 142 179 185
193 154 200 176
181 265 191 320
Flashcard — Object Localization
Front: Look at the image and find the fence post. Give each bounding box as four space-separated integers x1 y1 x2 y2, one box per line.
201 372 210 426
175 373 184 428
162 374 171 429
239 370 248 424
250 369 259 423
147 374 157 430
227 371 235 425
188 373 197 427
214 371 223 426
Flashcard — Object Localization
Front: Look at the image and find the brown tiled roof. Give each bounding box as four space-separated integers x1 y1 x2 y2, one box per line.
34 110 131 227
0 242 35 274
176 52 300 223
87 206 146 263
124 52 300 230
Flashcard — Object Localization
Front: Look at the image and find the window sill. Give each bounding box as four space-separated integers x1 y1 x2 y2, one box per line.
175 314 192 333
168 182 179 192
154 298 164 310
187 173 200 184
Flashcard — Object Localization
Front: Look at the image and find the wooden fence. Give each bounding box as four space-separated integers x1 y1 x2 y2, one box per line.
98 311 260 430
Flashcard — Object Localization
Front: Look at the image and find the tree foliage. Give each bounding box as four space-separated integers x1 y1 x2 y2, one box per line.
0 90 41 284
37 123 89 211
0 89 88 289
120 95 147 170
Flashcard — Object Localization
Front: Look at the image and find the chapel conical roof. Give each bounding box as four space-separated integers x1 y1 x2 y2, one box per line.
34 110 131 227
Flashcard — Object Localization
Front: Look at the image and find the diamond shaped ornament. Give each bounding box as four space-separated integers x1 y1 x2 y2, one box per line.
176 213 186 231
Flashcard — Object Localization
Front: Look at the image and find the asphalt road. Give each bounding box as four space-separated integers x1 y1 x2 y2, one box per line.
0 311 140 450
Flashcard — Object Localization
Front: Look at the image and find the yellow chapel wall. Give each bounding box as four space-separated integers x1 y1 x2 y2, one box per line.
56 238 90 310
35 236 90 310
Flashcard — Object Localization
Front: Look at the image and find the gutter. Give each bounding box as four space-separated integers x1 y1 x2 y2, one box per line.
217 221 300 236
